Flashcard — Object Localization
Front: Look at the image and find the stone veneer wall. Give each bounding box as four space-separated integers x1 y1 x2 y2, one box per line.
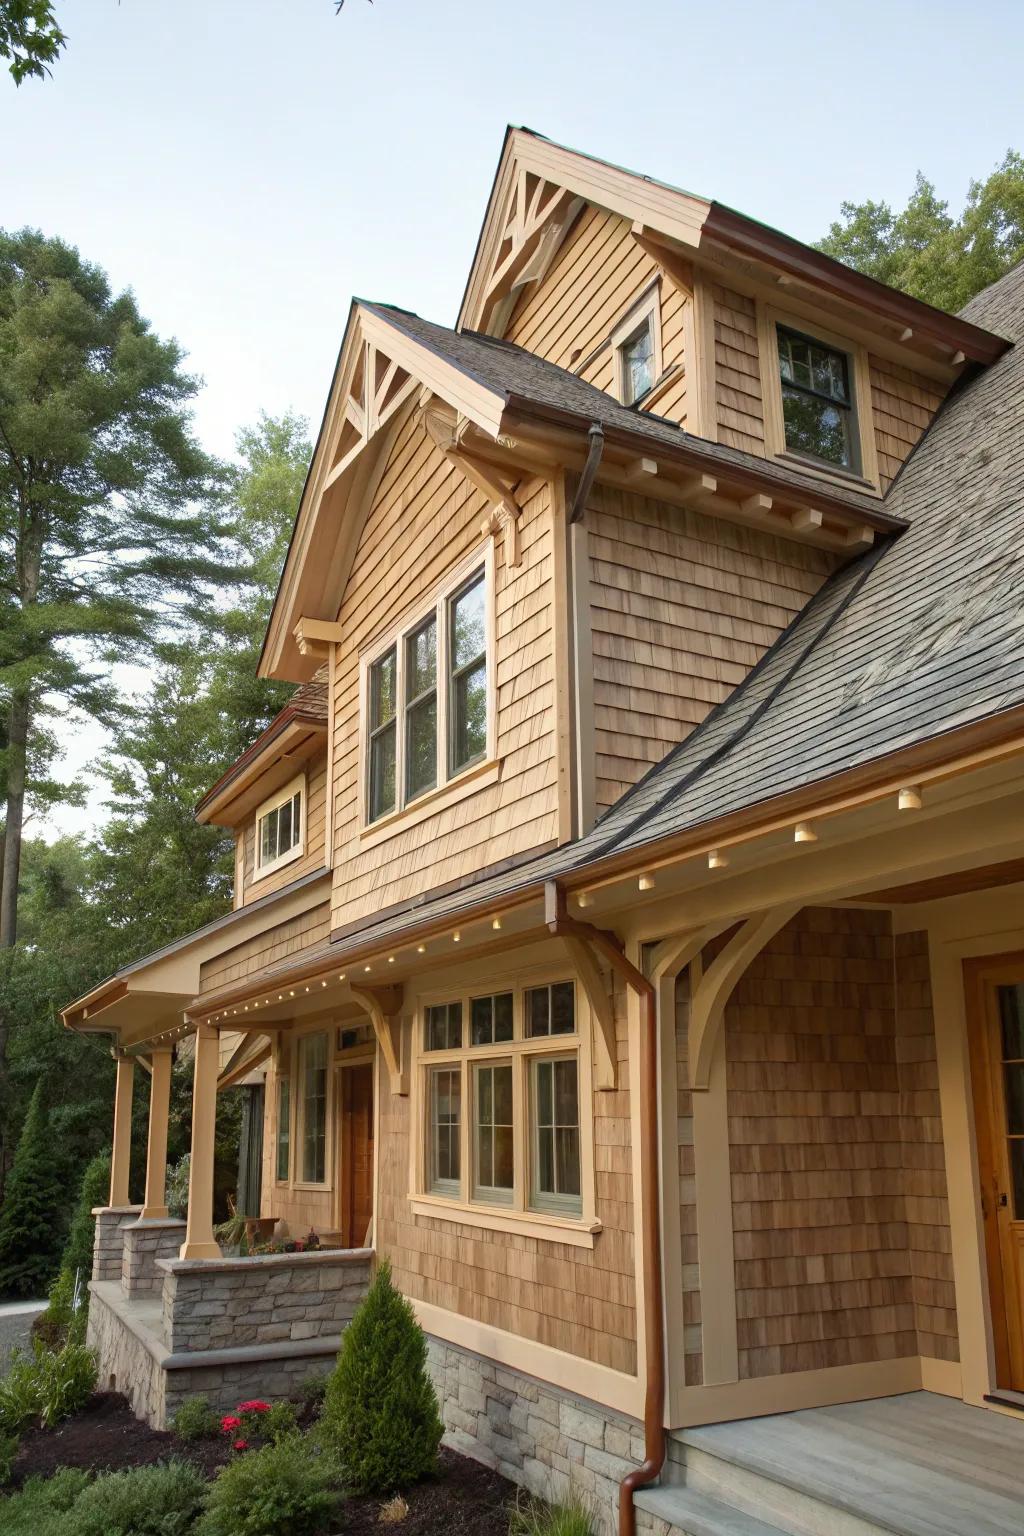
121 1220 186 1298
92 1206 143 1282
426 1336 644 1536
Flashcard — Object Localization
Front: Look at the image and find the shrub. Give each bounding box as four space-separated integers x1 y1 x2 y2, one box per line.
321 1259 442 1494
197 1433 342 1536
166 1155 190 1220
0 1468 90 1536
171 1393 221 1442
509 1489 596 1536
60 1150 112 1282
0 1340 97 1433
34 1267 88 1353
0 1081 69 1299
0 1429 19 1486
0 1353 44 1435
263 1399 297 1442
297 1370 328 1411
64 1460 206 1536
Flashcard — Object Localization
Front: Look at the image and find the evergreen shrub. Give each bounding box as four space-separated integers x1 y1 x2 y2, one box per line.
197 1433 342 1536
64 1459 206 1536
0 1082 68 1298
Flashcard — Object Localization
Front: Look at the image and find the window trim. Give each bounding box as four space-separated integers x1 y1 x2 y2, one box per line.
274 1068 292 1185
358 543 496 832
611 283 664 407
407 964 598 1244
296 1028 330 1189
252 772 306 882
756 303 881 492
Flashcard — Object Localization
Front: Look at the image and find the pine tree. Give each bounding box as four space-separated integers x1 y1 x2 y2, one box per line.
60 1148 112 1283
322 1260 443 1492
0 1079 67 1298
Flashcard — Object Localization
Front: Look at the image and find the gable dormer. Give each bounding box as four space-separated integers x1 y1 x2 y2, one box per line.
461 128 1005 493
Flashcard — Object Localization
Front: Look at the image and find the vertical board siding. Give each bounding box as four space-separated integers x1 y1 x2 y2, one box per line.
586 484 836 811
868 356 946 490
895 929 959 1362
675 973 702 1384
329 420 560 933
377 977 637 1373
241 757 328 905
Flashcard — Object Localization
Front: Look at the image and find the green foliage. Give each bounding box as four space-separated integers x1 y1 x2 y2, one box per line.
298 1370 329 1413
166 1154 191 1221
0 1468 90 1536
0 1339 96 1433
61 1150 111 1282
0 1 65 84
33 1264 86 1350
263 1399 297 1442
509 1489 596 1536
0 1427 18 1485
171 1393 221 1443
64 1459 207 1536
0 1080 68 1297
817 152 1024 311
197 1433 342 1536
322 1259 442 1493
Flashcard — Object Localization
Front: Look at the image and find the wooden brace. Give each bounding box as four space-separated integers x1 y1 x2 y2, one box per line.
562 935 617 1090
350 983 407 1094
688 904 801 1089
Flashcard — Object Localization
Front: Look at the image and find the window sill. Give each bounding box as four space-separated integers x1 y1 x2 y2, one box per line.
774 450 880 496
251 843 305 885
360 758 501 849
409 1195 600 1249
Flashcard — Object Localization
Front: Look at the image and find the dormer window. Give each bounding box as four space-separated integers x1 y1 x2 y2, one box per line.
254 774 304 879
611 286 663 407
776 325 857 471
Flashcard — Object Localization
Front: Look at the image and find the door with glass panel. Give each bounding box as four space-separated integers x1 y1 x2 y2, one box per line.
967 956 1024 1390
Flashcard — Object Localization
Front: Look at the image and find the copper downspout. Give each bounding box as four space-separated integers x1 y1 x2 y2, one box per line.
545 882 664 1536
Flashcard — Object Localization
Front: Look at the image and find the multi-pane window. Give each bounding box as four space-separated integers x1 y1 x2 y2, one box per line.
298 1032 328 1184
776 325 856 469
429 1067 461 1195
620 320 654 405
419 981 583 1222
448 572 487 774
365 562 489 824
257 786 302 873
474 1063 514 1204
276 1076 291 1182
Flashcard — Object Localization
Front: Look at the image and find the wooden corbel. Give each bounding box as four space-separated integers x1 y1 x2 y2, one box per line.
419 402 524 567
350 983 407 1094
561 935 617 1090
688 904 800 1089
294 617 343 662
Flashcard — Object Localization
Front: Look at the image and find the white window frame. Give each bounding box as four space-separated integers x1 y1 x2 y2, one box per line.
408 965 598 1245
611 284 663 406
253 772 306 881
358 543 496 832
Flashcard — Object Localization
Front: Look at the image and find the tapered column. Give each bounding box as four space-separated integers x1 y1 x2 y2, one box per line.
141 1047 174 1219
109 1054 135 1206
179 1025 222 1260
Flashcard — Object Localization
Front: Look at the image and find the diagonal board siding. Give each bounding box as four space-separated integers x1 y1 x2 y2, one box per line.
329 418 560 934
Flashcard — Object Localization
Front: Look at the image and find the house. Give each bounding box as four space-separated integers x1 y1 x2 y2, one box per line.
63 129 1024 1536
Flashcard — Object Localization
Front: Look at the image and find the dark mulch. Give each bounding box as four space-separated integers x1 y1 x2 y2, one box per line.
341 1446 518 1534
9 1396 519 1533
9 1392 233 1487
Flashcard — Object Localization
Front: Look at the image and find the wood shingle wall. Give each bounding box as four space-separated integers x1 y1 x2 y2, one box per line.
239 757 328 905
198 903 330 995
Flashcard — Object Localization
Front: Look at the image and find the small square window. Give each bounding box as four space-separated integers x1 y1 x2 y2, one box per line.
776 325 856 470
526 982 575 1038
256 787 303 872
470 992 514 1046
620 320 654 405
425 1001 463 1052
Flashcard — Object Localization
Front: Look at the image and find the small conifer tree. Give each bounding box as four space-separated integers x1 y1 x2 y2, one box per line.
322 1259 442 1493
60 1149 112 1283
0 1080 67 1298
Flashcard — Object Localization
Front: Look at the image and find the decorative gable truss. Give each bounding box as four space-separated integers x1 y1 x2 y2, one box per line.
322 331 421 490
480 170 584 336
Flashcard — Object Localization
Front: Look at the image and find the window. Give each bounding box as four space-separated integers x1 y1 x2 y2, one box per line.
429 1067 461 1195
531 1056 581 1215
276 1076 291 1182
416 979 587 1227
298 1032 328 1184
255 776 304 877
776 325 856 470
474 1062 514 1204
363 555 492 825
620 320 654 405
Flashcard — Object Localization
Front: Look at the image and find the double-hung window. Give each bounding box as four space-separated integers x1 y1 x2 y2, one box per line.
298 1031 328 1184
776 325 857 470
418 980 584 1223
364 555 491 825
254 775 304 878
275 1075 291 1183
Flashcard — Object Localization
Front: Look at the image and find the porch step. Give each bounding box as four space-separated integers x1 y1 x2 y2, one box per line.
634 1485 792 1536
671 1392 1024 1536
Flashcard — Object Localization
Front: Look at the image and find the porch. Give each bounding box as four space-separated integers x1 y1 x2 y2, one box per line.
637 1390 1024 1536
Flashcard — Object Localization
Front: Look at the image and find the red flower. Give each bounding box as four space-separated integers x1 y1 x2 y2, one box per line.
233 1438 250 1451
220 1415 242 1432
238 1400 271 1414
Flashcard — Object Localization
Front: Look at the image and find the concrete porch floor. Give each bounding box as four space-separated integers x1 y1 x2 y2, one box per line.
638 1391 1024 1536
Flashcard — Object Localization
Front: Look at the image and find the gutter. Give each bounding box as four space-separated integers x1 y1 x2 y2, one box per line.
545 882 664 1536
569 422 605 523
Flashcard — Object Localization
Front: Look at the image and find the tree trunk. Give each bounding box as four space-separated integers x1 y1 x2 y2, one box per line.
0 686 29 951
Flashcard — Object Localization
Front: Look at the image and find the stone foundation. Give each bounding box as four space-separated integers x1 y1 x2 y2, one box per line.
121 1219 186 1297
425 1336 645 1536
92 1205 143 1282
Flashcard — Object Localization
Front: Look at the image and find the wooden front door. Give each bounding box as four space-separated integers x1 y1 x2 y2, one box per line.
967 955 1024 1389
338 1064 374 1249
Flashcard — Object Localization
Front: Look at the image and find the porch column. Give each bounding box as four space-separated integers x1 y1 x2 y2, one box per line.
141 1047 174 1219
179 1024 222 1260
109 1053 135 1206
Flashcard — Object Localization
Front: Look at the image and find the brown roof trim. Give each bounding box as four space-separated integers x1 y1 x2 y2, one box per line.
195 704 327 821
702 203 1010 365
503 396 906 531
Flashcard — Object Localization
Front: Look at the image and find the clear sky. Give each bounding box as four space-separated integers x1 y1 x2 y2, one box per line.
4 0 1023 837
